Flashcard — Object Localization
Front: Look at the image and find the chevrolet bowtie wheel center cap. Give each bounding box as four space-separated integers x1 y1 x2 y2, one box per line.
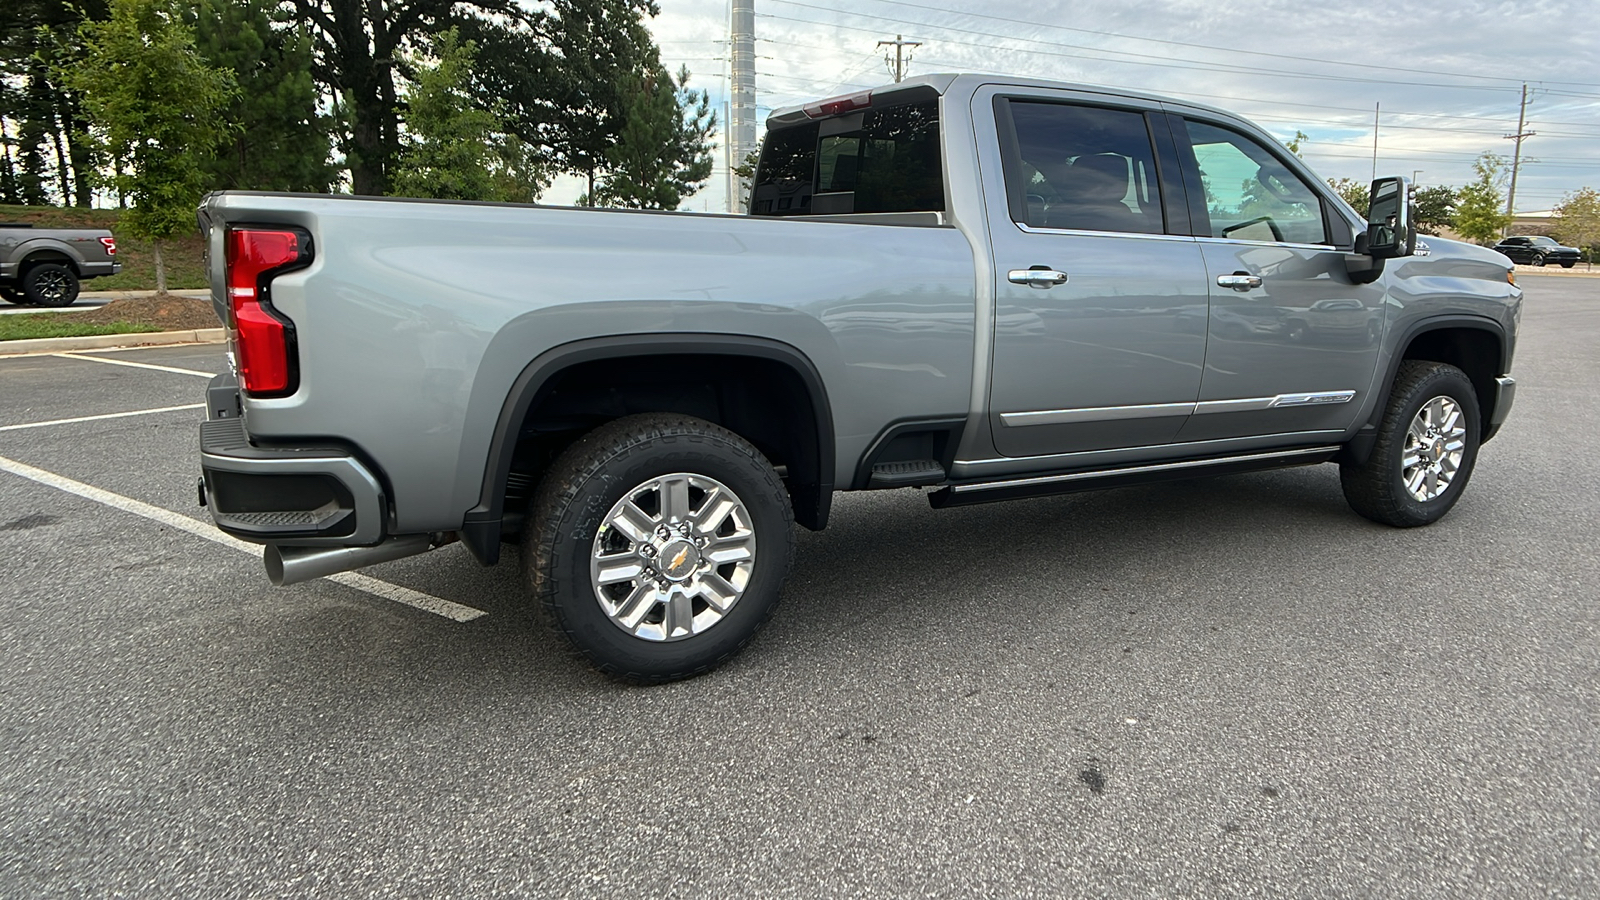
660 540 700 582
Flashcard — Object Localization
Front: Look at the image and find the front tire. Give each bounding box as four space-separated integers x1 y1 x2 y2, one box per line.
1561 260 1576 269
1340 361 1481 527
0 285 28 305
523 413 795 683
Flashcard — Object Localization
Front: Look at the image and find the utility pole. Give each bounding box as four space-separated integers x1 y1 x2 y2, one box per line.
1503 82 1536 236
727 0 756 213
1370 102 1380 182
877 34 921 83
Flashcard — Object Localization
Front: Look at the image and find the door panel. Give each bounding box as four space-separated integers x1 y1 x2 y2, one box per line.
983 96 1209 458
1182 241 1384 442
1171 117 1383 443
989 233 1209 456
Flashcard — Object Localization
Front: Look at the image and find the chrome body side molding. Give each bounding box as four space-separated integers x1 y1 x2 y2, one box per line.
1000 391 1356 427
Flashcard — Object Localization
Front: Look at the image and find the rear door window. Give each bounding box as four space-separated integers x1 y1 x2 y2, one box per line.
999 101 1165 235
750 98 944 217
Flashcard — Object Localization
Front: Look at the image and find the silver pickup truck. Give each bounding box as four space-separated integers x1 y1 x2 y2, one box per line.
0 223 121 306
197 74 1520 682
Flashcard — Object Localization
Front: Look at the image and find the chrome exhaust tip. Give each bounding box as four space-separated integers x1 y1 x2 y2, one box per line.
264 535 435 586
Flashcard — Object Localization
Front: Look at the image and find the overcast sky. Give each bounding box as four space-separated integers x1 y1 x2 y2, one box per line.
546 0 1600 215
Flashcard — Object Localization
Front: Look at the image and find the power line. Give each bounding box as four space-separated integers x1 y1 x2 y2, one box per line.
829 0 1600 89
761 2 1529 93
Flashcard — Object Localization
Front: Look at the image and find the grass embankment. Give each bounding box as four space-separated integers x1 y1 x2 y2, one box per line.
0 204 206 291
0 318 160 341
0 295 217 342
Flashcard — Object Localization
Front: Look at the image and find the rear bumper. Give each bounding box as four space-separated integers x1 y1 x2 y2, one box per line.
198 374 387 546
80 261 120 278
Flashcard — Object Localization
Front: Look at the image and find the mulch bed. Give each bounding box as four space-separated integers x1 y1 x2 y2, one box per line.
75 295 221 330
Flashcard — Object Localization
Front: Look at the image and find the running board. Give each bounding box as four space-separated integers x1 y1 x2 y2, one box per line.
927 446 1341 509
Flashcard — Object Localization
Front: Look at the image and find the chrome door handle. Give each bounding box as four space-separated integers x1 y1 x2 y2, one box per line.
1008 268 1069 289
1217 273 1263 290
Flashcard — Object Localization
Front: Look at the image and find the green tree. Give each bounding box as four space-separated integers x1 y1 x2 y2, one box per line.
1328 177 1369 216
66 0 234 290
588 65 714 209
1553 187 1600 263
1284 130 1308 159
189 0 335 192
460 0 665 203
1413 184 1457 236
1454 153 1513 245
390 29 546 202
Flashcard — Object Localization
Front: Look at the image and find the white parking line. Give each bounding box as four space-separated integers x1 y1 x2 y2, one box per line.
0 454 487 623
0 403 206 432
52 352 216 378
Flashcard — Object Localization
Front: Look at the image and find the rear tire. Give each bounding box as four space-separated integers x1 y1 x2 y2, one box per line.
0 285 28 305
1531 252 1547 267
522 413 795 683
21 263 79 307
1340 361 1481 527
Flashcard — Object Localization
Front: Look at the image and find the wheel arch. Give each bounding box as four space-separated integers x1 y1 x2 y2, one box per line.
1343 315 1507 465
460 334 835 566
16 240 85 274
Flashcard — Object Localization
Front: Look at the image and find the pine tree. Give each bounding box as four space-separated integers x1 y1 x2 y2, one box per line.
190 0 335 192
590 66 715 210
390 29 547 202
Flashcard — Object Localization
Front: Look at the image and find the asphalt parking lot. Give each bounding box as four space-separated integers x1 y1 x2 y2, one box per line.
1 275 1596 897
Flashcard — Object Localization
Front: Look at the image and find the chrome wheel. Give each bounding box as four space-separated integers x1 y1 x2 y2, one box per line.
1401 395 1466 502
590 472 757 642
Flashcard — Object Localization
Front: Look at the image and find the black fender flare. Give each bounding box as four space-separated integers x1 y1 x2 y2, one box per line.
1342 314 1507 466
460 333 835 565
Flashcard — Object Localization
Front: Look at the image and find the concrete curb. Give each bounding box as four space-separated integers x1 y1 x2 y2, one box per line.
0 328 224 357
1515 265 1600 278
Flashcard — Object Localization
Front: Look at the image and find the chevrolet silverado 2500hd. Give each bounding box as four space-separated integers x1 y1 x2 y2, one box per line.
197 74 1520 682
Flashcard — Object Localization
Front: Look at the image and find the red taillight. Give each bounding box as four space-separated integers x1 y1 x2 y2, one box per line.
225 228 304 397
803 90 873 119
99 236 116 256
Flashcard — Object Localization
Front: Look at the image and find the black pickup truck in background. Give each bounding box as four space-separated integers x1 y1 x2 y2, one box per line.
0 223 121 306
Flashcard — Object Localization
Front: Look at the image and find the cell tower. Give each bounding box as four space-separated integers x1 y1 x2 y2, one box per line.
727 0 756 212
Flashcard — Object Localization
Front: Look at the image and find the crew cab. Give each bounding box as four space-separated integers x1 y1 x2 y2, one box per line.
197 74 1520 682
0 223 120 306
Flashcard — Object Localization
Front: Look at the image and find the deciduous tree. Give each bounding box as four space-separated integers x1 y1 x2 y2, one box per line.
67 0 233 290
1553 187 1600 262
1414 185 1457 236
1327 177 1369 216
1454 153 1513 245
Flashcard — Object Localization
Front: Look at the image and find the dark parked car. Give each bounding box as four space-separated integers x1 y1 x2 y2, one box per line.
1493 235 1581 268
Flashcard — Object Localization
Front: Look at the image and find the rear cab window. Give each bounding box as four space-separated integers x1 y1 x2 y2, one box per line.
750 91 945 218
